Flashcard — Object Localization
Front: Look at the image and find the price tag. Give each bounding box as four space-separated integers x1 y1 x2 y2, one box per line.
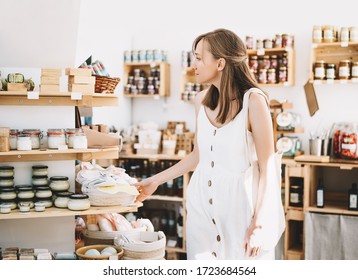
340 42 349 47
257 48 265 56
71 92 82 100
313 80 322 85
27 92 39 99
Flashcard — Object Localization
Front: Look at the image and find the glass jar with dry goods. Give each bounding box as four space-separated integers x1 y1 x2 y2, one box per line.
314 61 326 80
0 166 14 178
34 186 53 199
65 128 83 149
258 69 267 84
274 34 282 48
340 123 358 159
245 36 254 49
340 27 350 42
47 129 66 149
49 176 70 192
326 63 336 80
256 39 264 49
32 165 48 176
16 185 35 199
263 55 271 69
351 62 358 78
339 60 351 79
68 194 91 211
263 39 273 49
0 200 17 210
9 129 18 150
22 129 42 149
312 25 323 43
350 26 358 42
17 198 34 209
270 55 278 69
17 134 32 151
249 56 258 70
72 132 88 149
282 34 293 47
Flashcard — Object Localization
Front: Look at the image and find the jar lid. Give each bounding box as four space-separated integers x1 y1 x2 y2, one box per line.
35 186 51 191
22 129 41 135
0 176 14 180
0 199 16 203
32 175 48 179
32 165 48 170
17 198 34 202
47 129 65 135
0 166 14 170
327 63 336 67
15 185 33 191
69 194 89 200
0 188 16 193
54 191 74 197
290 185 301 189
50 176 69 181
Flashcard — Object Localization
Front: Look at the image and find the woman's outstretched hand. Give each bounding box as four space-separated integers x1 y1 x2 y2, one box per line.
132 177 159 203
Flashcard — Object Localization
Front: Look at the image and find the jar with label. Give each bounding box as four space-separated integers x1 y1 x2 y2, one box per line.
256 39 264 49
249 56 258 70
131 50 139 63
263 55 271 69
276 111 301 131
35 186 52 199
314 61 326 80
340 123 358 159
16 185 35 199
32 165 48 176
245 36 254 49
65 128 82 148
274 34 282 48
32 175 49 187
53 191 73 208
339 60 351 79
282 34 293 47
68 194 91 211
270 55 278 69
351 62 358 78
340 27 349 43
17 134 32 151
0 177 14 187
263 39 273 49
0 166 14 177
123 50 132 63
350 26 358 42
146 50 154 62
279 67 287 82
290 185 303 207
0 188 17 200
49 176 70 192
47 129 66 149
22 129 41 149
258 69 267 84
312 25 323 43
326 63 336 80
73 132 88 149
35 199 53 208
323 25 334 42
267 69 277 84
9 129 18 150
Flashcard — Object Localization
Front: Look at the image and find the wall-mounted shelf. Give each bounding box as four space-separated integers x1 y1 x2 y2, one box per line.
0 92 118 107
0 147 119 162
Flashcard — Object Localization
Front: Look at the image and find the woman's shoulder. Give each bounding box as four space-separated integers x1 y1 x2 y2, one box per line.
193 89 207 113
246 88 269 107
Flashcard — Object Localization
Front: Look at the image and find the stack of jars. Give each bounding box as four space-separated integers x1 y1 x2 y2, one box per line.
312 25 358 43
314 60 358 80
124 67 160 95
0 166 16 213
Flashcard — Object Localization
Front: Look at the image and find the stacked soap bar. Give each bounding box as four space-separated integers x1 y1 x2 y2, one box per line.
40 68 62 93
66 68 95 94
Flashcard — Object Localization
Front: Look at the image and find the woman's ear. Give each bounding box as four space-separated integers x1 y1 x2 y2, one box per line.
217 58 226 71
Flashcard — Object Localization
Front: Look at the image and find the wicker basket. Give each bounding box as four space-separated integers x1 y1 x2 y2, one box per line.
75 244 124 260
93 75 120 94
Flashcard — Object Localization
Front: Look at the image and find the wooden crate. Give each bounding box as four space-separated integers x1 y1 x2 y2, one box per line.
167 121 186 134
7 83 27 92
176 132 194 154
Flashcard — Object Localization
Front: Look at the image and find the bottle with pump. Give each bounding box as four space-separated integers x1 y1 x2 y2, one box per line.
316 178 325 208
348 183 358 211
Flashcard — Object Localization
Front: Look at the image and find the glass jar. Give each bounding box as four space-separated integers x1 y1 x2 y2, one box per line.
282 34 293 47
323 25 334 43
314 60 326 80
35 199 53 208
49 176 70 192
339 60 351 79
68 194 91 211
274 34 282 48
35 186 52 199
66 128 83 148
256 39 264 49
312 25 323 43
267 69 277 84
53 191 73 208
245 36 254 49
290 185 303 207
32 165 48 176
340 123 358 159
0 199 17 210
249 56 258 70
21 129 41 149
326 63 336 80
0 166 14 177
0 203 12 214
73 133 88 149
17 134 32 151
340 27 349 43
47 129 66 149
349 26 358 42
258 69 267 84
263 55 271 69
17 198 34 209
0 188 17 200
0 176 15 188
263 39 273 49
279 67 287 82
16 185 35 199
9 129 18 150
270 55 278 69
351 62 358 78
34 201 46 212
32 175 49 187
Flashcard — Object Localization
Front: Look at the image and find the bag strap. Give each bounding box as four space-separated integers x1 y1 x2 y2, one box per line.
242 88 269 164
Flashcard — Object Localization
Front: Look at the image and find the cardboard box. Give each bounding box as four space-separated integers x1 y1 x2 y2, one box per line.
68 83 95 93
68 75 95 85
65 68 92 77
304 80 319 117
7 83 27 92
82 127 122 149
40 76 61 85
41 68 62 77
40 84 60 93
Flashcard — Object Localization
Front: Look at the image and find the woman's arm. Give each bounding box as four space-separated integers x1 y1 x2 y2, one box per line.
134 90 206 203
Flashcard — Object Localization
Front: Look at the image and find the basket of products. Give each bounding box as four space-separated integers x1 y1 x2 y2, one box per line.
75 245 124 260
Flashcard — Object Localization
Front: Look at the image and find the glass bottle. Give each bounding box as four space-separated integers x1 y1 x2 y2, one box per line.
316 178 325 208
348 183 358 211
177 206 184 248
167 207 176 237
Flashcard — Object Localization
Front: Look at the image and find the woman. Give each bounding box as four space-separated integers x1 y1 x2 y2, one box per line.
134 28 283 260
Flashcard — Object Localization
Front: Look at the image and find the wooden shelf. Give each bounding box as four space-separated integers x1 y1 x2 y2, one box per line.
147 195 183 202
247 47 294 55
0 147 119 162
276 127 304 134
312 41 358 48
119 153 185 161
307 204 358 216
309 79 358 85
294 158 358 169
0 204 140 220
0 92 118 107
123 94 163 98
166 246 186 253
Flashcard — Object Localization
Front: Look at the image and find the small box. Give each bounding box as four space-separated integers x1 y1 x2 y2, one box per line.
65 68 92 77
68 75 95 85
40 84 60 93
40 76 60 85
7 83 27 92
68 83 95 93
41 68 62 77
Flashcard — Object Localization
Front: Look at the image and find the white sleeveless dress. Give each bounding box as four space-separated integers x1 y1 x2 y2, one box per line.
185 88 275 260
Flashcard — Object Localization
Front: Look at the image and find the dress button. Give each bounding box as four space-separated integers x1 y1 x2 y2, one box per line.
212 218 216 224
211 161 214 168
213 130 216 136
208 180 212 187
209 198 213 204
210 145 213 151
217 235 221 242
212 252 217 257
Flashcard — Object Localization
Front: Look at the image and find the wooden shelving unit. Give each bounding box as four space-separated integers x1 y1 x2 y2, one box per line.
180 67 210 102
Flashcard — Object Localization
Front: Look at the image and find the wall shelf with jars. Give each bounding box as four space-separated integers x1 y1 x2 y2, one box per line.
123 62 170 98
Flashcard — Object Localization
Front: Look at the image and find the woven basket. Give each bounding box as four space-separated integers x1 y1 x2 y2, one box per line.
75 245 124 260
93 75 120 94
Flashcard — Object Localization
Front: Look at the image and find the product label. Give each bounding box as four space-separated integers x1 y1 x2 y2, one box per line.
342 143 357 152
317 190 324 207
177 224 183 237
324 30 333 40
352 66 358 77
326 69 335 79
349 194 358 209
290 193 300 203
339 67 349 77
313 30 322 40
315 67 325 78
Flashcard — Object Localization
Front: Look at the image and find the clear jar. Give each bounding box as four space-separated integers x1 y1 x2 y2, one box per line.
249 56 258 70
290 185 303 207
326 63 336 80
49 176 70 192
314 61 326 80
282 34 293 47
17 134 32 151
0 188 17 200
66 128 83 148
270 55 278 69
274 34 282 48
263 39 273 49
32 165 48 176
54 191 73 208
0 166 14 177
351 62 358 78
0 176 15 187
267 69 277 84
279 67 287 82
340 27 349 43
68 194 90 211
9 129 18 150
0 199 17 210
32 175 49 187
258 69 267 84
245 36 254 49
0 203 12 214
16 185 35 199
340 123 358 159
339 60 351 79
349 26 358 42
256 39 264 49
47 129 66 149
35 186 52 199
35 199 53 208
312 25 323 43
323 25 334 43
34 201 46 212
73 133 88 149
18 198 34 209
21 129 42 149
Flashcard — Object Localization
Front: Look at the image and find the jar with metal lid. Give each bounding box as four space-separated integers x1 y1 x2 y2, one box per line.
0 188 17 200
49 176 70 192
312 25 323 43
270 55 278 69
276 111 301 131
32 165 48 176
17 134 32 151
351 62 358 78
68 194 91 211
0 166 14 177
279 67 287 82
53 191 74 208
323 25 334 43
339 60 351 79
35 186 52 199
73 132 88 149
21 129 42 149
18 198 34 209
0 176 15 187
245 36 254 49
263 39 273 49
16 185 35 199
0 199 17 210
263 55 271 69
326 63 336 80
258 69 267 84
282 34 293 47
290 185 303 207
9 129 18 150
249 56 258 70
314 61 326 80
35 198 53 208
340 27 349 43
274 34 282 48
350 26 358 42
65 128 83 148
256 39 264 49
267 69 277 84
32 175 49 187
47 129 66 149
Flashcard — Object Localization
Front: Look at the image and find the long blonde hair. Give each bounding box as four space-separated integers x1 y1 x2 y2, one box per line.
192 28 266 124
